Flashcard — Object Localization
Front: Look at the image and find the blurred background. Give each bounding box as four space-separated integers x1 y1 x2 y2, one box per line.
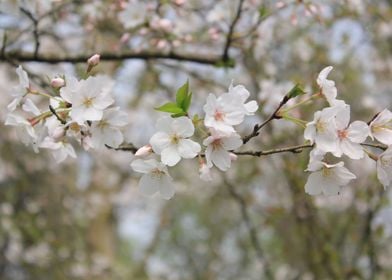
0 0 391 279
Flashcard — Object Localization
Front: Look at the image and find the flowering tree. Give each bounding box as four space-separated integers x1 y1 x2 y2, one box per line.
0 0 392 279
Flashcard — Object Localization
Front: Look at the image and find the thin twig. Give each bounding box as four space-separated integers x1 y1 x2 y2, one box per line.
105 143 138 153
235 143 314 157
49 105 66 125
20 7 40 58
221 0 245 63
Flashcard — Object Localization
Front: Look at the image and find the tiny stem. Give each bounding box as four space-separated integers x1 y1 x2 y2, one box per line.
364 149 378 161
279 93 321 114
281 114 307 127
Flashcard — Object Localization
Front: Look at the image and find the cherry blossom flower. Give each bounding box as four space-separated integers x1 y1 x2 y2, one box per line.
317 66 344 106
305 160 356 196
90 107 128 149
8 66 30 111
369 109 392 145
332 105 369 159
149 116 201 166
131 158 175 200
40 137 77 163
204 84 258 134
377 145 392 188
304 106 340 153
60 76 114 124
203 131 242 171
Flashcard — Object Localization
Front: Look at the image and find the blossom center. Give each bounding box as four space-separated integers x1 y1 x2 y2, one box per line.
214 110 225 121
97 120 109 129
322 166 332 177
316 120 326 133
170 134 181 144
83 97 95 108
211 139 222 150
337 129 348 140
151 168 165 178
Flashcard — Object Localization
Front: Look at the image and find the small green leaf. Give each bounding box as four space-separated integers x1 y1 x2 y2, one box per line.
171 112 187 118
176 80 189 109
183 92 192 112
287 84 306 99
155 102 184 114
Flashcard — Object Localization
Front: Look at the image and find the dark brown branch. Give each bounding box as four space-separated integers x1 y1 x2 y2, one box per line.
235 143 314 157
242 94 290 144
105 143 138 153
224 179 273 279
20 7 40 58
1 51 227 66
222 0 245 63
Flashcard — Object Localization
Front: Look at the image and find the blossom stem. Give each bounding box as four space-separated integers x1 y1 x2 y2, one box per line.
279 92 321 114
281 114 307 127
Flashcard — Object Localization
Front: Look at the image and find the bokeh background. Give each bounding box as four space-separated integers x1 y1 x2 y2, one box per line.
0 0 391 279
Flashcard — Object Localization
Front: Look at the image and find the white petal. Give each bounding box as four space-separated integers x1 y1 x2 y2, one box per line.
244 101 258 114
178 139 201 158
304 123 316 143
211 149 231 171
332 165 356 186
150 132 171 154
131 159 156 174
304 172 323 195
339 140 363 159
373 128 392 145
347 121 369 143
317 66 333 86
222 135 243 150
159 175 175 200
139 174 159 196
335 104 350 130
321 178 342 196
161 146 181 166
172 117 194 138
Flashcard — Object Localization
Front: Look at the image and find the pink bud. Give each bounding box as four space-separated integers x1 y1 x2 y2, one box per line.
135 145 152 157
174 0 185 5
87 54 100 67
229 153 238 161
51 77 65 88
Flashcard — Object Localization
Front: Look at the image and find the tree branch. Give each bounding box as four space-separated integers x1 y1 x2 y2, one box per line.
1 51 226 66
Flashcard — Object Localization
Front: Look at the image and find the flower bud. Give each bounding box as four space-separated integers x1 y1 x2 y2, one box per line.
87 54 100 67
229 153 238 161
135 145 152 157
51 77 65 88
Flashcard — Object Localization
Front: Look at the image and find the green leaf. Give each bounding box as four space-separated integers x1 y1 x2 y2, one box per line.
155 102 184 114
176 80 189 110
171 112 187 118
287 84 306 99
183 92 192 112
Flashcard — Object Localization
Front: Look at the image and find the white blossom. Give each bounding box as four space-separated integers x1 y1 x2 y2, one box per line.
150 116 201 166
369 109 392 145
40 137 77 163
60 76 114 124
203 84 257 135
90 107 128 149
305 160 356 196
304 106 339 153
8 66 30 111
316 66 344 106
131 158 174 199
332 105 369 159
377 145 392 188
203 131 242 171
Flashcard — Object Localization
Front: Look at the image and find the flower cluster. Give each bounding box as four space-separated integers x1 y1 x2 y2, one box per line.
131 82 258 199
303 67 392 195
4 62 391 200
5 62 128 163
